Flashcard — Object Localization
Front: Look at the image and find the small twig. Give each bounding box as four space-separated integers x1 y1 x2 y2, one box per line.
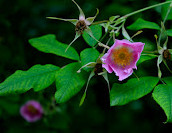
98 43 110 49
142 50 159 54
92 20 109 25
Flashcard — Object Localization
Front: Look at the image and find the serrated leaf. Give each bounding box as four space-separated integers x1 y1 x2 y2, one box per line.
29 34 80 61
55 62 87 103
80 48 100 71
137 54 157 66
82 25 102 47
152 84 172 123
110 77 159 106
0 64 60 95
127 18 160 30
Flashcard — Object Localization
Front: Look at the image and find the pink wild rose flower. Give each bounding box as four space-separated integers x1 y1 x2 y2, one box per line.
101 39 144 81
20 100 43 122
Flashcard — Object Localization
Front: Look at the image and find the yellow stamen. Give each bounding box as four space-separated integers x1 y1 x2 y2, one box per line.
112 47 133 68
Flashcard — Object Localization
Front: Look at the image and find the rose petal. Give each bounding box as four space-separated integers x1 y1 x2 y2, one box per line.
20 100 43 122
112 66 133 81
101 39 145 81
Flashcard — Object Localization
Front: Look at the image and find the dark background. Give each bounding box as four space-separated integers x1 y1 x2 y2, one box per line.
0 0 172 132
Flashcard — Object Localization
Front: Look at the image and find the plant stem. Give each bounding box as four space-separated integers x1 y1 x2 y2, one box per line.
99 31 109 42
163 2 172 24
142 50 159 54
141 53 159 57
122 1 172 19
92 20 108 25
98 43 110 49
94 30 109 49
102 36 112 54
158 1 172 45
93 1 171 25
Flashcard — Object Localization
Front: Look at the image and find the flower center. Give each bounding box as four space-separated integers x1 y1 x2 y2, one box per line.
27 105 39 115
112 47 133 68
75 20 87 34
163 49 171 60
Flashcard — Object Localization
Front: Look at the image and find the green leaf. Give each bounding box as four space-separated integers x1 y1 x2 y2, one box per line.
29 34 80 61
137 54 157 66
152 84 172 123
55 62 87 103
167 29 172 37
127 18 160 30
163 77 172 86
0 64 60 95
161 2 172 21
82 25 102 47
80 48 100 71
110 77 159 106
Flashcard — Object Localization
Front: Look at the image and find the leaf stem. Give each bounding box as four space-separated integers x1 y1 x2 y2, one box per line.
94 30 109 49
142 50 159 54
163 2 172 24
92 20 109 25
122 1 172 19
141 53 159 57
98 43 110 49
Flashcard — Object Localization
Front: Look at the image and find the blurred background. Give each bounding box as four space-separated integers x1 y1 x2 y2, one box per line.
0 0 172 132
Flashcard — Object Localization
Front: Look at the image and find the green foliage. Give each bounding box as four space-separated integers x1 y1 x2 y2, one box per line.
55 62 87 103
127 18 160 30
0 97 20 115
167 29 172 37
161 1 172 20
2 0 172 131
152 84 172 123
82 25 102 47
110 77 159 106
29 34 80 61
137 54 157 66
80 48 100 71
163 77 172 85
0 64 59 95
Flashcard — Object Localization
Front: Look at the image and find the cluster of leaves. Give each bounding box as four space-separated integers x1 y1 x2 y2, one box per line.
0 0 172 123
